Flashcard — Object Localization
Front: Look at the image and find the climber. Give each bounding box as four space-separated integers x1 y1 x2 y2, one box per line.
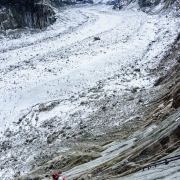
51 172 66 180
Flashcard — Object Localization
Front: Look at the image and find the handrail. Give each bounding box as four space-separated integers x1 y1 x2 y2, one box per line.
142 155 180 170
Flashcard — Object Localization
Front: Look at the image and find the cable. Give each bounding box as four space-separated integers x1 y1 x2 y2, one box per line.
135 139 180 166
115 139 180 178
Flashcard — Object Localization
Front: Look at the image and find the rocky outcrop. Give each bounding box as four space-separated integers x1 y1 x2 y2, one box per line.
154 33 180 110
138 0 180 13
113 0 180 13
138 0 161 8
0 0 56 30
172 84 180 109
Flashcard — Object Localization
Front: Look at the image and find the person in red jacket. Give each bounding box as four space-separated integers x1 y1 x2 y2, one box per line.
51 172 65 180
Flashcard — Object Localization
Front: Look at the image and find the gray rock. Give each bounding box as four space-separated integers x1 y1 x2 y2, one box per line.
39 103 47 112
94 37 100 41
134 68 140 72
177 57 180 63
1 141 12 150
138 0 161 8
127 96 134 101
0 0 56 31
47 132 59 144
131 88 137 93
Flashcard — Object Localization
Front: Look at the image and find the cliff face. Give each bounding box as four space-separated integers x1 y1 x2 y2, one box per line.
138 0 180 13
0 0 55 30
138 0 161 8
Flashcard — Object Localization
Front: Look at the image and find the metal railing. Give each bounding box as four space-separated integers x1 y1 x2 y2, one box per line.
142 155 180 171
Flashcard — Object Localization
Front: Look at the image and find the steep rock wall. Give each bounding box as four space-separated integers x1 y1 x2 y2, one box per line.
0 0 56 30
138 0 180 13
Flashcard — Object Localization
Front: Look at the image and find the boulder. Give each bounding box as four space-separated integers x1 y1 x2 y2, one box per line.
39 103 47 111
134 68 140 72
94 37 100 41
47 131 59 144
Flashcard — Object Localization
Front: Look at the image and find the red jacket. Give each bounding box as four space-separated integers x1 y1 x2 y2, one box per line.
52 172 65 180
52 172 60 180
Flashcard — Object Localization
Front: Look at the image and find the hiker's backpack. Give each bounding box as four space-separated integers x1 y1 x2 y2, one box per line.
52 172 60 180
59 177 66 180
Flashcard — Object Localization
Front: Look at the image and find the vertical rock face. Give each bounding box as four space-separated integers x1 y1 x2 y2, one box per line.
172 84 180 109
138 0 161 8
138 0 180 12
0 0 56 30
